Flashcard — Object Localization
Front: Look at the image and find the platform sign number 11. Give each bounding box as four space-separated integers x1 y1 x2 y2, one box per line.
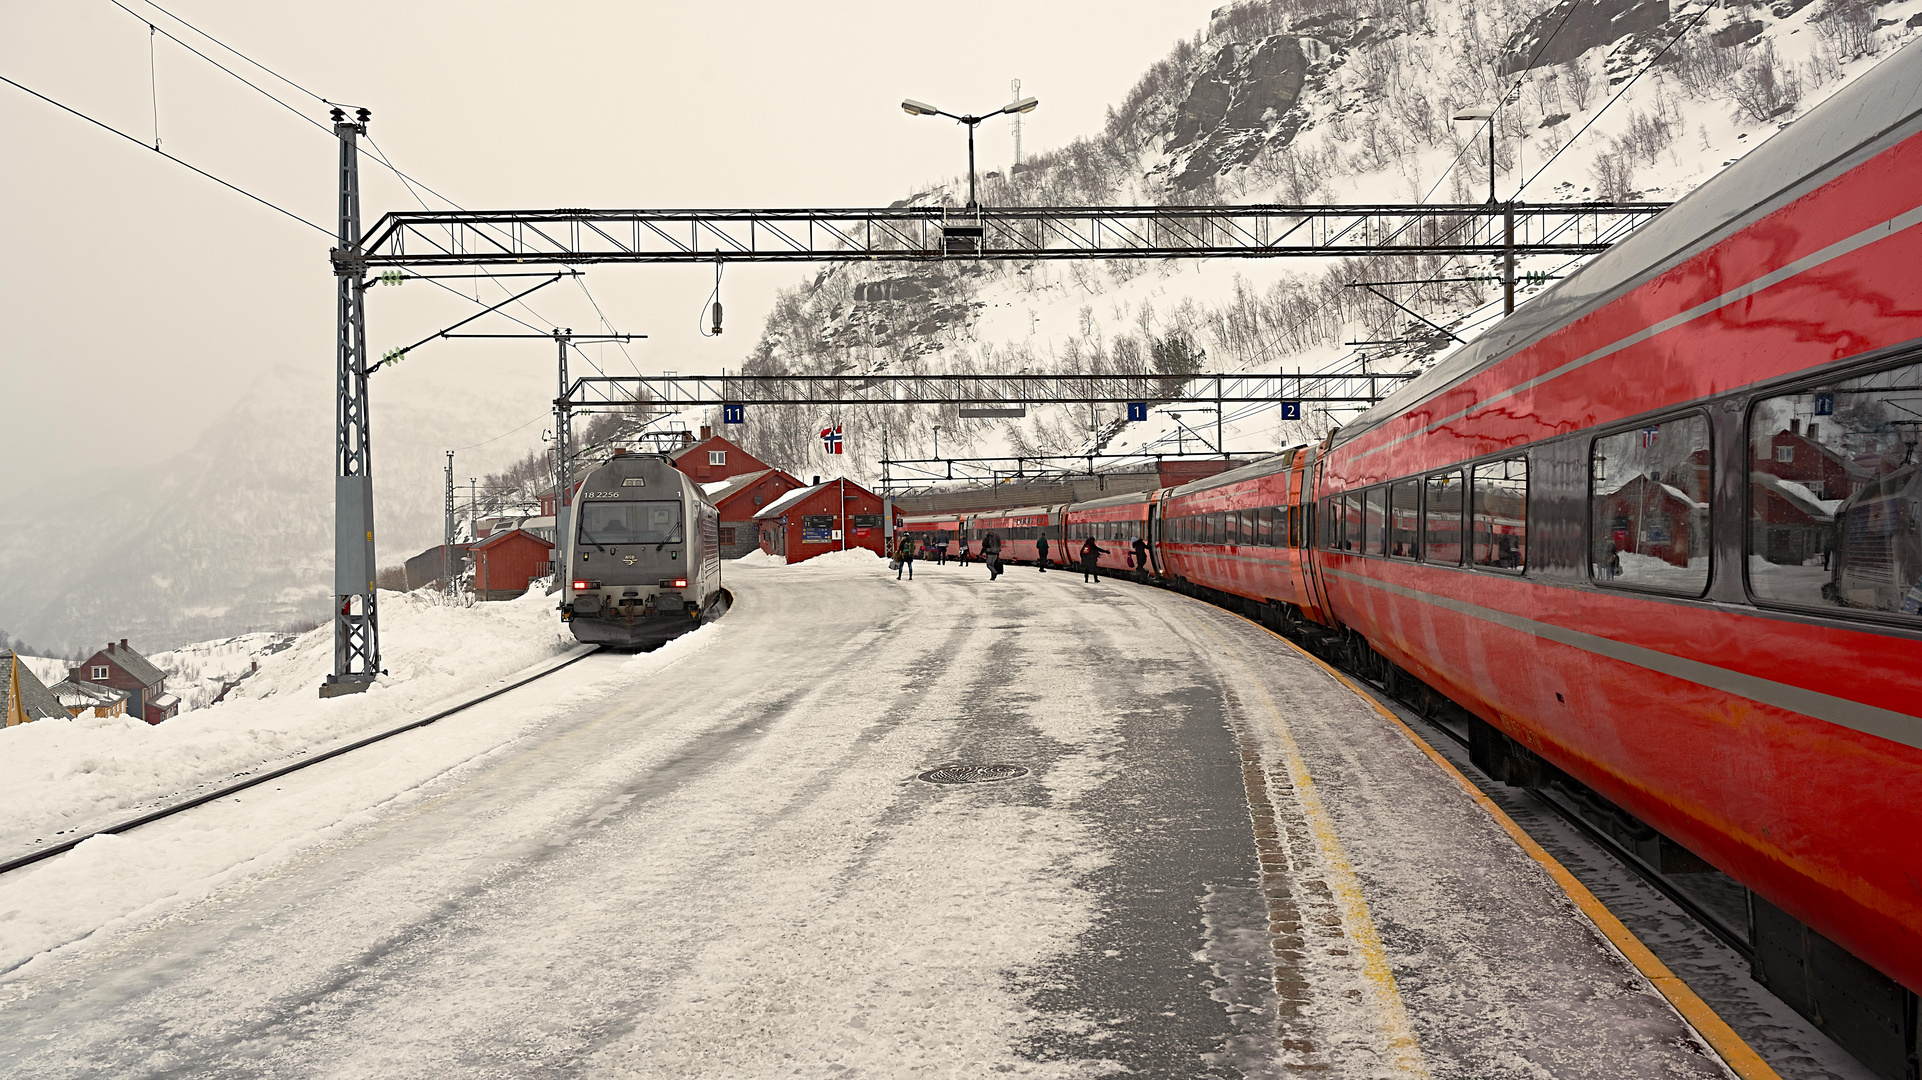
1815 392 1835 416
723 403 745 425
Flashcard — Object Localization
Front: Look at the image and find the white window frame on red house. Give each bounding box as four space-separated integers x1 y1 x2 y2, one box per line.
91 665 109 681
709 450 726 466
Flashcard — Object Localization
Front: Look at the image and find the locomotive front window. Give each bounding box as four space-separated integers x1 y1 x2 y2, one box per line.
1591 414 1710 596
578 500 684 546
1748 360 1922 621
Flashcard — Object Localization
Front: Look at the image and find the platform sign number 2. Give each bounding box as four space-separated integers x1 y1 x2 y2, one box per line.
1281 401 1303 420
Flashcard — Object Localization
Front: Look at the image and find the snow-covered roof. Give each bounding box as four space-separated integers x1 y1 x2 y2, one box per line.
755 482 826 520
1751 472 1840 521
472 527 554 551
50 680 127 709
87 642 166 688
703 469 780 506
4 652 71 721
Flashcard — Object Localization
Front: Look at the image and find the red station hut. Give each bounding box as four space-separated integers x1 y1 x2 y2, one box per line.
754 478 886 564
471 528 555 600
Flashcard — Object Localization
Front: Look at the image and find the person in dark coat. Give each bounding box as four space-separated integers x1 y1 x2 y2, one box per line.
1079 536 1109 582
982 532 1003 580
1131 536 1150 576
957 536 971 565
1035 533 1050 572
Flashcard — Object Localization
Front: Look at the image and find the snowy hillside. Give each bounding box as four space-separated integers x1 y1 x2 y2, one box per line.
720 0 1921 484
3 0 1913 653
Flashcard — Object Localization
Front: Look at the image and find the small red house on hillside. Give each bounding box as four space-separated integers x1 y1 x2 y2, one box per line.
704 468 806 558
755 479 886 564
472 528 555 601
69 639 176 724
671 428 773 484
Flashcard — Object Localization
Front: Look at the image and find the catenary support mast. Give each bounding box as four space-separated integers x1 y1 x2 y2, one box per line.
323 107 379 698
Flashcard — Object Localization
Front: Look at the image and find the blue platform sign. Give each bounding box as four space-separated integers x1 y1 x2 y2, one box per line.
1126 402 1148 422
1281 400 1303 420
722 403 745 424
1814 392 1835 416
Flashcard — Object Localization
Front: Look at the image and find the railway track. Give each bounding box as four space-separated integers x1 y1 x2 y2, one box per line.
0 645 603 877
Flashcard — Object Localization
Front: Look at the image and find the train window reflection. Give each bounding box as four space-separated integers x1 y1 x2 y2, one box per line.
1390 481 1419 558
1748 361 1922 621
1366 488 1389 556
1472 459 1527 570
1423 472 1464 565
579 501 684 546
1591 414 1711 595
1343 492 1365 552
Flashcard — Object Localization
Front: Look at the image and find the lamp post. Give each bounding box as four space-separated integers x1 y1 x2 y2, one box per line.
932 425 942 460
902 95 1038 209
1453 106 1515 315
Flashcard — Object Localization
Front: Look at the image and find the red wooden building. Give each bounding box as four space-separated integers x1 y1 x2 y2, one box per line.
754 479 886 564
704 467 806 558
671 428 774 485
68 639 177 724
471 528 555 600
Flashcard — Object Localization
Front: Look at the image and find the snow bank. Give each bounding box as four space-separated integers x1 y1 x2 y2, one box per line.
729 549 784 566
0 587 576 856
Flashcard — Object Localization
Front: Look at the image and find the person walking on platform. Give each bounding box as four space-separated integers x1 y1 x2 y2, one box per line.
957 535 971 565
895 534 917 581
1131 536 1150 577
1035 533 1050 573
1079 536 1108 583
935 532 949 566
982 531 1003 580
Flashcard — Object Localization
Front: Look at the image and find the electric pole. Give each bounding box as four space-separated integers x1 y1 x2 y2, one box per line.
443 451 455 598
322 105 379 698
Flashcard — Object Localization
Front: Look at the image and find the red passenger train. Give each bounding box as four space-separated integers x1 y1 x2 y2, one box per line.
941 39 1922 1067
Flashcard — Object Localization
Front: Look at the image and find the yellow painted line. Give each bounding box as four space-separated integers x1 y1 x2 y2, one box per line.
1191 618 1429 1077
1221 607 1783 1080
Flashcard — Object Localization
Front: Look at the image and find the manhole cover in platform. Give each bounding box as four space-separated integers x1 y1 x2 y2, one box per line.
918 764 1029 785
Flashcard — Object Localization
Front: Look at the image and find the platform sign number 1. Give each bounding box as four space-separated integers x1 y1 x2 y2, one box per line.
1126 402 1148 422
723 403 745 425
1281 401 1302 421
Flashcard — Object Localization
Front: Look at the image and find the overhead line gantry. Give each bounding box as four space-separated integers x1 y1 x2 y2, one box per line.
323 113 1671 696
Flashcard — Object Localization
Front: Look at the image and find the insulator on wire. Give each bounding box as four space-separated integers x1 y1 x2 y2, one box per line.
379 270 405 286
710 300 724 336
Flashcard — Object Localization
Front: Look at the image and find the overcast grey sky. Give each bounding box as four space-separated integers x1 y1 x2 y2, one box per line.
3 1 1220 484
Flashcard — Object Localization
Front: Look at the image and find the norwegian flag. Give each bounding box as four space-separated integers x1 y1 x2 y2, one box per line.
1639 426 1661 448
820 424 844 454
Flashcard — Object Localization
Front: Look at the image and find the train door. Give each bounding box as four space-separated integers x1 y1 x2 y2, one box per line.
1300 439 1338 627
1147 493 1166 575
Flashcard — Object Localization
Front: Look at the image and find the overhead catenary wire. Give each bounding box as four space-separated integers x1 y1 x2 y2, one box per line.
0 72 330 235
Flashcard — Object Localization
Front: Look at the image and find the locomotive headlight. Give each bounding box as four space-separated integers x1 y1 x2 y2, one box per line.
663 577 689 589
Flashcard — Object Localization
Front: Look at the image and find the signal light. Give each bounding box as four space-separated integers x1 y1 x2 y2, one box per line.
571 579 596 591
665 578 688 589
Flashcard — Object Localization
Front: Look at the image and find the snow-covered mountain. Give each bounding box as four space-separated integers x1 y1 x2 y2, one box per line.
4 0 1913 652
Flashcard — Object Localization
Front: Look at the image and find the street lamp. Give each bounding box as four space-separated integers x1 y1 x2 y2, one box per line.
902 95 1039 209
932 425 942 459
1452 106 1496 204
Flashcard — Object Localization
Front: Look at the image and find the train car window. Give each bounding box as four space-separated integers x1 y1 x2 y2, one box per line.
1424 471 1465 564
1748 361 1922 621
1288 505 1302 548
1366 488 1390 556
1390 481 1420 558
1342 492 1365 551
1591 414 1710 595
1210 513 1224 546
1472 458 1528 570
1320 497 1338 548
1255 508 1273 547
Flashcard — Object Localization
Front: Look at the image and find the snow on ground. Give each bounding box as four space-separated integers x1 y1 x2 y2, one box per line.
0 586 576 858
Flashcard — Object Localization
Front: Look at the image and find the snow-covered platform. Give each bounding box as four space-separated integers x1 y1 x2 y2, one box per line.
0 551 1745 1077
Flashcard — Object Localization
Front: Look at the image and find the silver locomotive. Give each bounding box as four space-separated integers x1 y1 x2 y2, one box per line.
560 450 726 646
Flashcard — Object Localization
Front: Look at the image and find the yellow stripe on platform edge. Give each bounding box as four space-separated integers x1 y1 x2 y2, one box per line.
1225 607 1783 1080
1193 619 1430 1077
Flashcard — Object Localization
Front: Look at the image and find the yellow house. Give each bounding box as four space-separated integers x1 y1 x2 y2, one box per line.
3 652 69 727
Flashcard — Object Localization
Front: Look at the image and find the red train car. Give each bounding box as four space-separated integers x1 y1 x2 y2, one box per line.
1151 38 1922 1068
964 504 1065 567
1063 492 1151 574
